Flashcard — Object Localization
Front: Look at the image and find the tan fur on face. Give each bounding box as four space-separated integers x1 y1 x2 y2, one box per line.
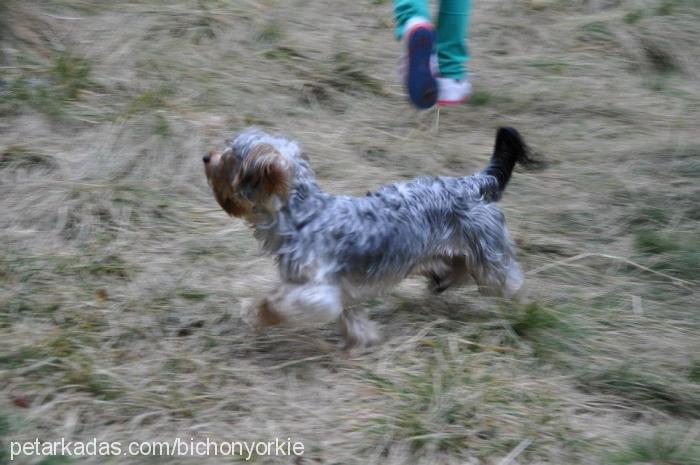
205 143 290 218
204 148 253 218
235 143 290 202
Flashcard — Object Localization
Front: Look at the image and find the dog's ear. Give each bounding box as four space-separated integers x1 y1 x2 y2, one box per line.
236 143 290 204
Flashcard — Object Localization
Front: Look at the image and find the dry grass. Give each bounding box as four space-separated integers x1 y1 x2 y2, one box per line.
1 0 699 464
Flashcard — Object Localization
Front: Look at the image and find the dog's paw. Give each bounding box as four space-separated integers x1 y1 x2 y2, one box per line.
339 315 381 351
241 298 285 331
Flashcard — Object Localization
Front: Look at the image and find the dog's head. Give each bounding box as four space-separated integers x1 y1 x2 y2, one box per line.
203 130 292 218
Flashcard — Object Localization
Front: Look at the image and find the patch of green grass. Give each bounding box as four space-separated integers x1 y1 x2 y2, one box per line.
0 346 48 369
51 53 93 99
0 53 96 118
178 289 208 301
254 19 283 43
127 87 172 114
0 257 7 282
1 296 60 316
640 37 678 74
0 145 56 171
507 302 581 359
642 74 669 91
109 184 152 206
0 76 65 117
578 21 616 45
604 429 700 465
634 230 678 254
527 60 568 73
510 302 562 337
468 90 492 106
0 412 10 464
297 81 333 106
152 113 170 136
579 365 700 417
183 245 217 261
47 333 78 357
633 231 700 280
0 412 9 436
624 9 645 24
64 364 121 400
517 240 569 257
324 51 384 96
543 209 598 235
674 159 700 178
365 346 567 459
656 0 676 15
665 239 700 280
243 114 272 126
41 253 131 280
264 46 305 61
189 13 219 44
363 350 475 453
360 369 396 390
0 0 7 25
164 356 199 374
82 254 130 278
688 360 700 383
627 207 669 231
160 7 223 44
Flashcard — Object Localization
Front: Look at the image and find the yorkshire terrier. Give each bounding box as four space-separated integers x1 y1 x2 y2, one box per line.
204 127 538 348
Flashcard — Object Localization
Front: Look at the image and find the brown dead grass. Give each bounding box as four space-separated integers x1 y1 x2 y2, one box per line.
1 0 699 464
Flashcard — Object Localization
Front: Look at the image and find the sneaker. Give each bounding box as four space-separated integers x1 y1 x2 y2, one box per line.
403 17 437 109
437 77 472 106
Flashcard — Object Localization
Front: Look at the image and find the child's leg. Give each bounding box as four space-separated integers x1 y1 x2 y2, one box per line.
393 0 431 39
435 0 471 79
394 0 438 110
394 0 437 108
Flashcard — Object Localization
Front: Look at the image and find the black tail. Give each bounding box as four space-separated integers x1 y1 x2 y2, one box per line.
484 127 540 194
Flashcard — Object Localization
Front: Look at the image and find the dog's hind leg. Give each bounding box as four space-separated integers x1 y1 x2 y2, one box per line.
256 282 343 328
471 258 523 298
457 204 523 298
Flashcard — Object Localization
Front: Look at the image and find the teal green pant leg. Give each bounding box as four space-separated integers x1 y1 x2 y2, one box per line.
436 0 471 79
393 0 430 39
393 0 471 78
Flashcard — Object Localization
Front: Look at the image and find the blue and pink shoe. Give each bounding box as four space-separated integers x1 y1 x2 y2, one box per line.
403 18 438 109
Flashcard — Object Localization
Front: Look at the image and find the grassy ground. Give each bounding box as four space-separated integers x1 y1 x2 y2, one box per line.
1 0 699 464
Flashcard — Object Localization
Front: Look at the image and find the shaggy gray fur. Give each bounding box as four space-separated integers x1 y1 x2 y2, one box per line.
231 128 523 296
213 127 534 347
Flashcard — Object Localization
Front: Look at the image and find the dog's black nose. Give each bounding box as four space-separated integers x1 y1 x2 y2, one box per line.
202 154 211 164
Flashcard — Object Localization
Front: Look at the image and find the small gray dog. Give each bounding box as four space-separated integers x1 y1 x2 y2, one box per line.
203 127 537 348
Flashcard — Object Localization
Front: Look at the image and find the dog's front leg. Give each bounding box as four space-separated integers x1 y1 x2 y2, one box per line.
256 283 344 328
338 307 380 350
